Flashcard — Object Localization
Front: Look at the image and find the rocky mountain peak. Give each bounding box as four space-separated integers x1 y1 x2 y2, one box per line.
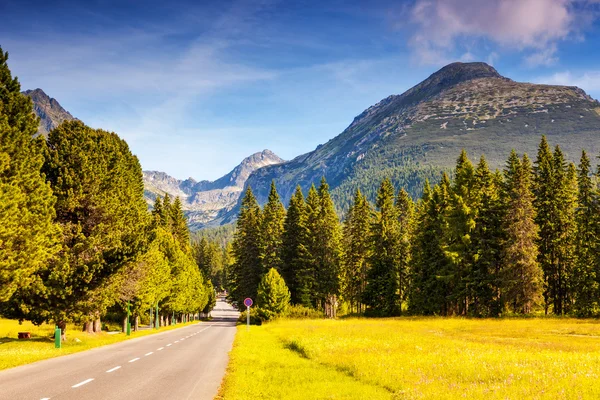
23 88 75 136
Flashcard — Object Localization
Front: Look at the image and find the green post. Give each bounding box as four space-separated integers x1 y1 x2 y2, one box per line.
172 311 175 326
155 303 159 329
54 326 61 349
126 300 131 336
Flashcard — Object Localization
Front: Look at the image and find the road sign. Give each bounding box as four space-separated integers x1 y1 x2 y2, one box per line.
244 298 253 307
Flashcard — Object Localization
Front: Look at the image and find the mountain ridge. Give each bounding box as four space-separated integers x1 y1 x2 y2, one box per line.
143 149 284 229
240 61 600 219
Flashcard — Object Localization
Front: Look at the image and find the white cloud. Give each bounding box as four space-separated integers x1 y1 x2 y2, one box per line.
406 0 592 65
536 70 600 91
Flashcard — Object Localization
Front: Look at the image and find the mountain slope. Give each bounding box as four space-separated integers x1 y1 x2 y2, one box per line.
23 89 75 136
243 62 600 215
144 150 283 229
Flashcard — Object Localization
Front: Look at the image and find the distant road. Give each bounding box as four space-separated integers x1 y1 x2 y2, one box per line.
0 300 239 400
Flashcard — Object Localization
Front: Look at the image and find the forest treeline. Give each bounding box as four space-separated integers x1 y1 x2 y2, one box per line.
229 138 600 318
0 48 214 335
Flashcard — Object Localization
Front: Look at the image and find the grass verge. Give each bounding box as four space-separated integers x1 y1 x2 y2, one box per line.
0 318 200 371
218 317 600 400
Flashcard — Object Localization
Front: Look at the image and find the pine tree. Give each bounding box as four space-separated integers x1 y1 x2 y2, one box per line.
533 136 555 314
8 120 149 331
315 177 342 316
551 147 578 315
342 189 373 313
573 150 598 316
302 184 321 306
445 150 477 315
470 156 504 316
151 196 163 227
363 178 403 316
230 187 262 307
0 47 60 302
170 196 190 250
281 186 311 306
257 268 291 319
395 188 414 312
260 181 286 273
502 152 542 314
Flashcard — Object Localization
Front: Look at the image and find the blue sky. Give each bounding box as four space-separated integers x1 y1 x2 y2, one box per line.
2 0 600 180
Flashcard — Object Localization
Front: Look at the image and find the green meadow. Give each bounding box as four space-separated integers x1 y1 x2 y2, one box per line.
218 317 600 400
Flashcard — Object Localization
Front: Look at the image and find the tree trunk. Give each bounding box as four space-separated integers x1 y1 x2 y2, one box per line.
122 316 127 333
160 315 164 327
83 321 94 334
93 318 101 333
57 320 67 341
134 316 139 332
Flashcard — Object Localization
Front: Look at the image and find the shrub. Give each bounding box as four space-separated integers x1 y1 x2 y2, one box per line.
282 304 324 319
257 268 291 319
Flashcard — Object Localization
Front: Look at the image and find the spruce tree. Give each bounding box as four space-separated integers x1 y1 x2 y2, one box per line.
342 189 373 313
363 178 403 316
446 150 477 315
170 196 190 250
573 150 598 316
470 156 503 316
230 187 262 306
257 268 291 319
281 186 310 305
303 184 321 306
260 181 286 273
0 48 60 302
502 152 542 314
395 188 414 313
315 177 342 316
533 136 555 314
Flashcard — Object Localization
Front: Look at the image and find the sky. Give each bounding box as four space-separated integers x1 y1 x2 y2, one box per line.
2 0 600 180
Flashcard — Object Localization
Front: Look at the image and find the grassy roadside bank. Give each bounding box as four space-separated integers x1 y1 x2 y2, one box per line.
0 318 202 370
217 317 600 400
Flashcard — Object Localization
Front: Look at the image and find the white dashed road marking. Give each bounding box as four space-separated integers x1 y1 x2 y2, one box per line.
145 352 153 356
106 366 121 373
72 378 94 388
157 347 164 351
167 343 172 346
129 358 140 363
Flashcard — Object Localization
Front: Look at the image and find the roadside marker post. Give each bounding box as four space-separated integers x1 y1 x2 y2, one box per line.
244 298 253 331
54 326 61 349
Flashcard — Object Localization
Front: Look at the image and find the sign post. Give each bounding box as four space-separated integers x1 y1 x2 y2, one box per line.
244 298 253 331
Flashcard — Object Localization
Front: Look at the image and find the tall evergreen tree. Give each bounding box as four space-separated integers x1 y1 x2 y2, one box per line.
395 188 414 312
170 196 190 250
363 178 403 316
0 48 60 302
315 177 342 316
302 184 321 306
470 156 503 316
260 181 286 273
446 150 477 315
281 186 310 305
573 150 598 316
342 189 373 313
230 187 262 307
533 136 555 314
502 152 542 314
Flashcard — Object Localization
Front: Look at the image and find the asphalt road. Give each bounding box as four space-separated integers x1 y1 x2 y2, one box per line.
0 300 239 400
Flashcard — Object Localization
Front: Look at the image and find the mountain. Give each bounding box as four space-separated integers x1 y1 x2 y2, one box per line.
23 89 76 136
143 150 284 229
243 62 600 214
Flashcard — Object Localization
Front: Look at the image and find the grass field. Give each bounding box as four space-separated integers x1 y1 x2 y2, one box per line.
218 317 600 400
0 318 201 371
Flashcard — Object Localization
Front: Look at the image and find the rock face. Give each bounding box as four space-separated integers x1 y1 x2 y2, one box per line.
23 89 75 136
143 150 284 229
242 61 600 215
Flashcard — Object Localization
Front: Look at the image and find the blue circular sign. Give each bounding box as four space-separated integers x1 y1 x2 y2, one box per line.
244 298 253 307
